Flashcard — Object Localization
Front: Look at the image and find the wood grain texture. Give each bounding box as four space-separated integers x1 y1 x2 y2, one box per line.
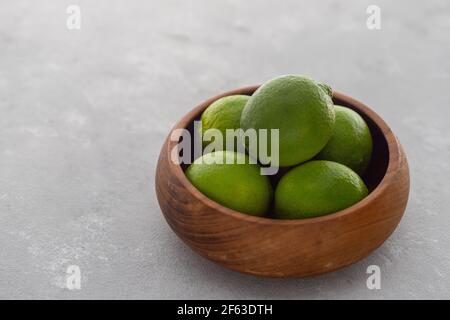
155 86 410 278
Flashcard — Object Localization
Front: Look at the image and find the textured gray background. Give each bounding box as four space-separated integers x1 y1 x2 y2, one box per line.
1 0 449 299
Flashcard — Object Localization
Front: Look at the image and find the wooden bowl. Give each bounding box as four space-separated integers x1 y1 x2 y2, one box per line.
155 86 410 277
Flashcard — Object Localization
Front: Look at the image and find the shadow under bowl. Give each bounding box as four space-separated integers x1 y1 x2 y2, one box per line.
155 86 410 277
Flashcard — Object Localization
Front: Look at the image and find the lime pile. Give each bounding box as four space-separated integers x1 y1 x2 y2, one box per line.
187 75 373 219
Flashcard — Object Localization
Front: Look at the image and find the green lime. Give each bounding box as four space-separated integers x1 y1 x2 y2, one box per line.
275 160 368 219
185 151 273 216
200 95 249 151
316 105 373 175
240 75 335 167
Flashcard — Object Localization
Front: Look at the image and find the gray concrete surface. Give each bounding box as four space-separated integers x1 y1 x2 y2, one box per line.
1 0 450 299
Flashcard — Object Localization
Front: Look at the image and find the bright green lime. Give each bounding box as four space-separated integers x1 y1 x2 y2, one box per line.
200 95 249 151
316 105 373 175
240 75 335 167
275 160 368 219
185 151 273 216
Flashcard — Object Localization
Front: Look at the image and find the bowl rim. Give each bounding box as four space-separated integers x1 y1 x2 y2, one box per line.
165 85 400 226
